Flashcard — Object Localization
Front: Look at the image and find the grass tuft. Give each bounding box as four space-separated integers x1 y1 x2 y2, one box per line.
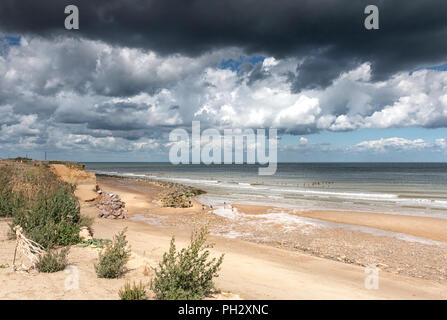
119 281 148 300
36 248 69 273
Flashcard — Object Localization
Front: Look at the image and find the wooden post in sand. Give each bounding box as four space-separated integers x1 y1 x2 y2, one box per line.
12 241 18 269
12 225 46 272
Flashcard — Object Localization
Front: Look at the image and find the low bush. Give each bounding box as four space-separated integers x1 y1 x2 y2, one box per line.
119 281 148 300
36 248 69 273
0 191 25 218
150 226 224 300
95 228 131 278
12 189 81 248
1 162 82 249
0 166 22 217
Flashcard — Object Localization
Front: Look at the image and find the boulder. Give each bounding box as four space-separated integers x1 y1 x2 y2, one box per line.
79 226 92 240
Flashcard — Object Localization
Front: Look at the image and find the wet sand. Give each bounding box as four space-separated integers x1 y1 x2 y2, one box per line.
296 210 447 243
233 204 447 243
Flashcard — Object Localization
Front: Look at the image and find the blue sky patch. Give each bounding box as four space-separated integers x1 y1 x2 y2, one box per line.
219 55 265 72
0 35 21 55
281 127 447 148
410 62 447 75
0 35 21 46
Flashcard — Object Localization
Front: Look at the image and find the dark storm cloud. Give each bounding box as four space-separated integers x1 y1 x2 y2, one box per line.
246 63 270 85
0 0 447 89
292 55 360 91
11 95 59 118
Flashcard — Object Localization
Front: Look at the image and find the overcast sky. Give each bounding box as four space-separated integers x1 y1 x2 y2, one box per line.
0 0 447 162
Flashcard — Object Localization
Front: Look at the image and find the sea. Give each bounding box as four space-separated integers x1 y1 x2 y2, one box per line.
85 162 447 219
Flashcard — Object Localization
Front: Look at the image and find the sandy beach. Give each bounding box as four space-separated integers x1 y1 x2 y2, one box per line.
1 169 447 300
2 0 447 303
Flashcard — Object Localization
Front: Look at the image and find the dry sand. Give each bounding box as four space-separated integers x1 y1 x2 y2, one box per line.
2 212 446 300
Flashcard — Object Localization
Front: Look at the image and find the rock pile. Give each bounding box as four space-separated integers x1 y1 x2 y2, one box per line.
160 185 205 208
95 176 205 209
97 193 127 219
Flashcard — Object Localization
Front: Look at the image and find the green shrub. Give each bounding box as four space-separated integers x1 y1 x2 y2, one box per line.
95 229 131 278
119 281 148 300
0 192 25 217
12 189 81 248
0 162 82 249
0 166 22 217
36 248 69 273
150 226 224 300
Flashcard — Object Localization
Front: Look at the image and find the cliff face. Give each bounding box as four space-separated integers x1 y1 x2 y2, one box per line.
50 164 99 202
50 164 96 185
